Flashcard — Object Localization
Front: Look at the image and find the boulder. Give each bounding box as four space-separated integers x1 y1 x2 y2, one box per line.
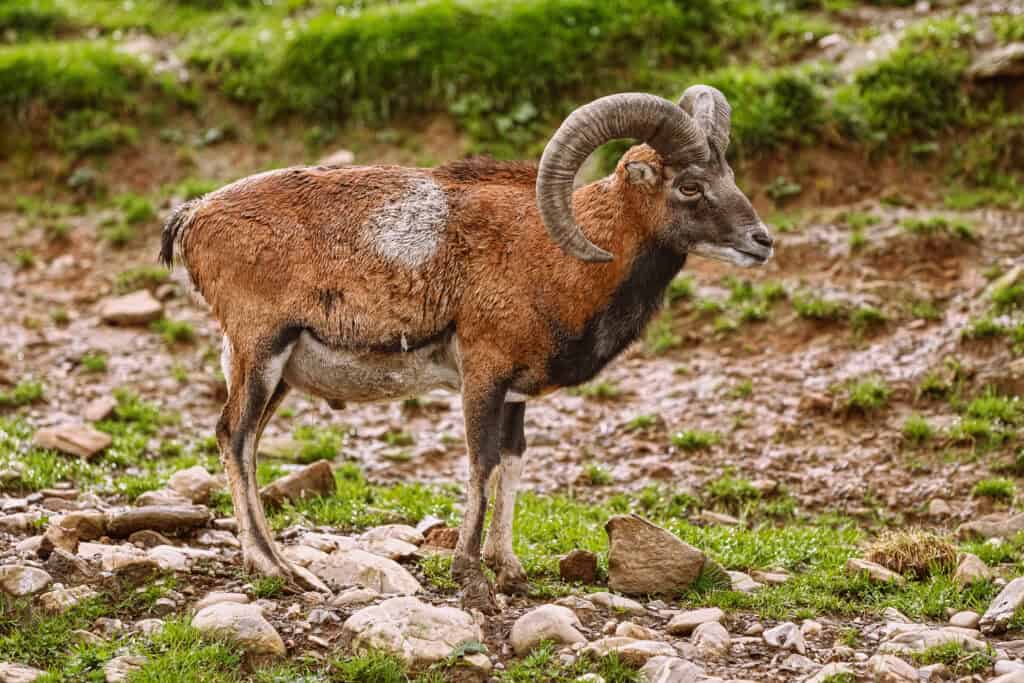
0 566 52 596
310 548 421 594
981 577 1024 634
32 425 111 460
259 461 335 507
559 549 598 584
510 604 586 656
192 603 285 656
106 505 211 537
341 596 481 668
167 466 219 504
605 515 704 595
99 290 163 325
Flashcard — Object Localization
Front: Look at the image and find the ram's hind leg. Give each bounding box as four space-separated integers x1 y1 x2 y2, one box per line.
217 332 329 594
483 401 529 595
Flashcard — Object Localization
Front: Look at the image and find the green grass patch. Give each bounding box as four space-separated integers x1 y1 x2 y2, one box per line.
911 641 994 676
900 216 975 241
972 477 1016 502
902 415 933 445
792 294 845 321
671 429 720 451
0 379 43 408
115 265 170 294
841 375 891 414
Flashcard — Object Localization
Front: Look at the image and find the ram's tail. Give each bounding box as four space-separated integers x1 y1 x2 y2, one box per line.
159 199 199 268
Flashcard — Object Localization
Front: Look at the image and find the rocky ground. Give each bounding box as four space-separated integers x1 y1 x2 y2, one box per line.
2 0 1024 680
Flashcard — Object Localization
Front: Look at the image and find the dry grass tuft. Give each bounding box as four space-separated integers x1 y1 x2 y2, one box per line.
864 529 957 578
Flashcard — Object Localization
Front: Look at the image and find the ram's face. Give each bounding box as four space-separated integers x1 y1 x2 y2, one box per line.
664 152 773 267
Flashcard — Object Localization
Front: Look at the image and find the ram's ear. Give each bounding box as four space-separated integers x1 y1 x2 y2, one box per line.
624 161 659 190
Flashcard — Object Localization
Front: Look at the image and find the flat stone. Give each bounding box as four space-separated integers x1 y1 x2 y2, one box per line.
195 591 249 611
605 514 704 595
982 577 1024 634
360 524 424 546
82 396 118 422
310 548 421 594
510 604 586 656
846 558 905 585
135 489 192 506
39 585 98 612
559 549 598 584
867 653 918 681
147 546 189 571
282 545 329 567
691 621 730 657
106 505 211 537
260 460 335 507
950 610 980 629
0 566 52 596
697 510 740 526
103 655 147 683
0 663 45 682
99 290 163 325
728 570 763 592
329 587 381 607
750 569 790 585
958 512 1024 540
193 603 285 656
581 637 678 666
638 656 706 683
341 596 481 668
32 425 111 460
666 607 724 636
587 591 646 615
168 466 219 504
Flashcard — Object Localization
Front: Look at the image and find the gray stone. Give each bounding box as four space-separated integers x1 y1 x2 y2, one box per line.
103 655 147 683
260 461 335 507
510 604 585 655
605 515 704 595
691 621 730 657
666 607 724 636
846 558 905 585
954 552 991 586
311 548 420 595
982 577 1024 634
99 290 163 325
167 466 219 504
763 621 805 654
968 43 1024 79
867 654 918 681
587 591 646 615
193 603 285 656
0 565 51 596
32 425 111 460
106 505 211 537
0 663 45 683
638 656 705 683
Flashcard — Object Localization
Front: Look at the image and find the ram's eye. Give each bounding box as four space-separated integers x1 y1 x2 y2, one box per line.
679 182 701 197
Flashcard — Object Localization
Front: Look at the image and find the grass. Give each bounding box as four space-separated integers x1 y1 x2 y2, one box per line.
248 575 286 599
572 380 621 401
705 473 760 513
583 463 613 486
900 216 976 241
671 429 720 451
151 319 196 346
841 375 891 414
80 352 107 373
115 266 170 294
0 379 44 408
993 280 1024 313
849 305 887 334
911 641 994 676
902 415 933 445
961 316 1006 341
792 294 845 321
863 529 956 578
972 477 1016 502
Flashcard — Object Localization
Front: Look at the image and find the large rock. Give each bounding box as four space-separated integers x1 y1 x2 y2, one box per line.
581 637 677 667
310 548 420 594
340 596 481 668
510 604 586 656
638 656 706 683
99 290 163 325
968 43 1024 79
981 577 1024 634
32 425 111 460
559 549 598 584
605 515 704 595
957 512 1024 540
106 505 211 537
168 466 219 504
259 460 335 507
192 603 285 656
666 607 724 636
0 566 52 596
0 663 45 682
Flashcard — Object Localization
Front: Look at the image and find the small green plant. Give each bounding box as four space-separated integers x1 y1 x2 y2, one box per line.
80 352 107 373
902 415 933 445
665 276 695 304
151 319 195 345
624 414 658 432
848 227 866 251
49 308 69 326
910 300 941 321
961 317 1005 340
383 430 414 447
972 477 1015 501
0 380 44 408
765 176 802 201
574 381 621 401
583 463 613 486
792 294 845 321
842 375 891 414
249 575 286 599
900 216 975 240
839 211 879 230
14 249 35 270
730 379 753 399
671 429 720 451
992 280 1024 313
911 641 994 676
419 553 457 592
706 473 760 511
850 305 886 334
100 222 136 248
645 313 681 355
115 266 169 293
118 194 156 224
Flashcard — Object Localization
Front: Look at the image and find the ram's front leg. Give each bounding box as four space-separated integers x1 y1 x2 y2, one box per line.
483 401 529 594
452 377 507 615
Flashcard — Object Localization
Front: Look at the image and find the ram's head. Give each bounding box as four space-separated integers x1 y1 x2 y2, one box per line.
536 86 773 267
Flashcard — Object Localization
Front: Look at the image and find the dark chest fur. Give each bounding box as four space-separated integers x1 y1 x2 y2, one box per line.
544 242 685 388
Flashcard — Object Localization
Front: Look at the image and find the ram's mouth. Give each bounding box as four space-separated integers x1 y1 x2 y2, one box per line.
689 243 771 268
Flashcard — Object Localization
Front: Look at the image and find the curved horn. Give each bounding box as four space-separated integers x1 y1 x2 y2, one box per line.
678 85 731 155
537 93 707 262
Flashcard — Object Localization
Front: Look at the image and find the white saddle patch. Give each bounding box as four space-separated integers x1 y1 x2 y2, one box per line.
363 176 447 268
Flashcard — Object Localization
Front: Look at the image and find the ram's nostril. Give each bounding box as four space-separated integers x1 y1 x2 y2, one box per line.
752 231 774 249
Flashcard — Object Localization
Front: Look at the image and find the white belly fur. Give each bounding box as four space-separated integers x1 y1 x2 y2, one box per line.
283 331 462 403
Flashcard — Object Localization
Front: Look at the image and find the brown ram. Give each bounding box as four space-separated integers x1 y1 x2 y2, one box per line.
159 86 773 613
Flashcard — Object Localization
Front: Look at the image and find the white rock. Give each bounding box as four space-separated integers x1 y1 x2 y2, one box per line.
310 548 420 594
955 553 992 586
581 637 678 666
134 619 164 636
341 596 481 668
666 607 724 636
360 537 419 561
996 660 1024 675
587 591 646 615
0 566 51 596
195 591 249 611
763 621 806 654
103 655 146 683
805 663 855 683
867 654 918 681
329 587 381 607
282 545 329 567
846 558 905 585
360 524 424 546
40 585 98 612
192 603 285 656
510 604 586 655
801 619 822 639
615 621 659 640
638 656 706 683
196 529 239 548
147 546 188 572
78 542 146 571
0 663 45 682
32 425 112 460
779 653 816 673
727 570 762 592
983 577 1024 634
950 610 980 629
299 532 356 553
990 671 1024 683
691 621 730 657
167 466 219 504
